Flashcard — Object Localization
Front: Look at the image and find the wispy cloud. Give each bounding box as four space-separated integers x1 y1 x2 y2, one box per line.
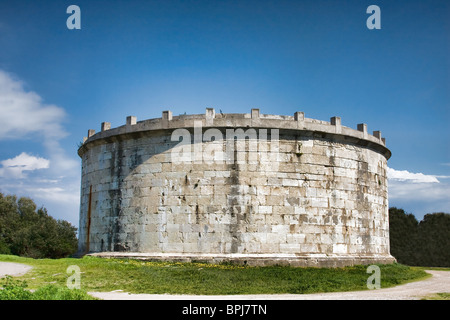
25 186 80 205
0 70 80 225
0 70 67 140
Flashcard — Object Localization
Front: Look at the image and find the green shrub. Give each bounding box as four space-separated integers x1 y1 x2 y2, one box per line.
0 275 95 300
32 285 95 300
0 276 32 300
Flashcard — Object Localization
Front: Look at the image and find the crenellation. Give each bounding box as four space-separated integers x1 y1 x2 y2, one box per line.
101 122 111 132
81 108 388 159
373 130 382 141
87 129 95 138
162 110 173 121
330 116 342 134
251 108 260 119
357 123 368 140
126 115 137 126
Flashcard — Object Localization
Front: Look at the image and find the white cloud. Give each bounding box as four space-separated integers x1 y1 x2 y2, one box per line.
0 70 67 140
0 69 78 174
27 186 80 205
388 180 450 200
387 167 450 217
387 167 440 183
0 70 80 226
0 152 49 179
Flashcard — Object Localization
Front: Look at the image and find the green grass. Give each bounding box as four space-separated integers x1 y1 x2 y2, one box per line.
421 292 450 300
0 254 431 297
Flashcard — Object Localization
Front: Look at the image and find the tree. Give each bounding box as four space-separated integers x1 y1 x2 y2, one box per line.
416 213 450 267
389 207 419 265
389 207 450 267
0 192 78 258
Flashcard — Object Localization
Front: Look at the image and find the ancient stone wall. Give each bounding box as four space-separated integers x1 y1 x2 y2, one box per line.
77 109 395 267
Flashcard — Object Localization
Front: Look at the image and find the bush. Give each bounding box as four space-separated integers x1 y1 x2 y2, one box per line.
32 285 95 300
0 276 32 300
0 275 95 300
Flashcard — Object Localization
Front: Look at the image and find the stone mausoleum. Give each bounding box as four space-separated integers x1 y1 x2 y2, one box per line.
77 108 396 267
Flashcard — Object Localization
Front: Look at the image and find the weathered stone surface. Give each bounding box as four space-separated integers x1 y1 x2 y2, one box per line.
77 109 395 266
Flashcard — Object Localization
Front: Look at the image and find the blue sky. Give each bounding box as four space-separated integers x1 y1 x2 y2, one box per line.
0 0 448 227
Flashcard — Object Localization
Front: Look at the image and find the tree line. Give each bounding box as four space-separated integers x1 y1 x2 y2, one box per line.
389 207 450 267
0 193 77 259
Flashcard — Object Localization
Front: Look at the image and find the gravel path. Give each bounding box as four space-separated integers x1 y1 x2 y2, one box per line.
0 262 448 300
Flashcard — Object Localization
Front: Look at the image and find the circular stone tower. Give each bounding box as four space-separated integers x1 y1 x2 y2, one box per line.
77 108 395 267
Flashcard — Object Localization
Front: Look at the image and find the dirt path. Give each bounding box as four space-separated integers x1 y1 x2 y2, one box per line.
0 262 448 299
89 270 450 300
